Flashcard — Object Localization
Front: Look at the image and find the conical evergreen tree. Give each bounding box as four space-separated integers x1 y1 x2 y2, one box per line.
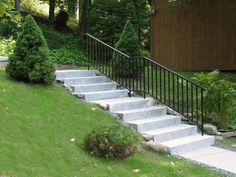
6 15 55 83
112 20 142 78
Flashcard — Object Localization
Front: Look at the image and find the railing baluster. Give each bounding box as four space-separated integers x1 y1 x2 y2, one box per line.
191 83 194 121
151 63 154 97
186 81 189 119
196 86 199 127
147 61 150 95
143 58 146 98
182 78 184 114
156 65 158 100
201 88 204 135
160 67 162 101
168 71 170 106
177 76 180 112
164 69 166 103
172 73 175 109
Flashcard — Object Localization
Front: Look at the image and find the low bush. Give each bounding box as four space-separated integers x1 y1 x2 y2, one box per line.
84 124 142 159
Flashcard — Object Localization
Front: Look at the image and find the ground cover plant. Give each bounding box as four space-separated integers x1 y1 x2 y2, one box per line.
0 70 223 177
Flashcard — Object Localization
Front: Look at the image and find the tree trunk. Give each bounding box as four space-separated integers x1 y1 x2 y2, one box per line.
49 0 55 23
76 0 80 21
78 0 90 37
15 0 20 12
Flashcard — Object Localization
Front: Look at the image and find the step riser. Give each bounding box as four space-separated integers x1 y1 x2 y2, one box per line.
64 77 107 85
78 91 128 101
72 83 117 93
109 99 154 112
56 70 96 79
128 117 181 132
119 108 167 122
153 127 197 143
169 137 215 155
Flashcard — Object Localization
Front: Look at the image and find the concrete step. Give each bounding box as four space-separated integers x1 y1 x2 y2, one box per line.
143 124 197 143
56 70 96 79
71 82 117 93
91 97 154 112
126 115 181 132
76 90 129 101
161 134 215 155
115 106 167 122
62 76 108 85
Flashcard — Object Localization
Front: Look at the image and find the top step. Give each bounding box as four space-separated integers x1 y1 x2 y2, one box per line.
56 70 96 80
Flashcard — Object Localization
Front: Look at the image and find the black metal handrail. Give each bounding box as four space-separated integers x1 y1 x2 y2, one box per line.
86 33 206 135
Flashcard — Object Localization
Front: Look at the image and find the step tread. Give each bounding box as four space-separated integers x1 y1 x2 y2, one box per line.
91 97 152 105
55 70 96 73
126 115 180 124
142 124 196 136
70 82 116 87
161 134 214 148
79 89 128 95
114 106 165 114
61 76 106 80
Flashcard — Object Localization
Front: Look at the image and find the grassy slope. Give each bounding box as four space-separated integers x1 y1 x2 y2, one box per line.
0 70 223 177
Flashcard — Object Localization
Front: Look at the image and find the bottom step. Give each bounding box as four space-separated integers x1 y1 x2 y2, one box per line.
161 134 214 155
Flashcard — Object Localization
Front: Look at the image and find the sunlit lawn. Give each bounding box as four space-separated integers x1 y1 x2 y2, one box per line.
0 70 223 177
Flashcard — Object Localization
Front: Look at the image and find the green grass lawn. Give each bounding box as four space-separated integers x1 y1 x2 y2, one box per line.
0 70 224 177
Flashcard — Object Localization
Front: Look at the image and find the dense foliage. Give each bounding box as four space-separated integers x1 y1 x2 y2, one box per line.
88 0 150 48
39 23 87 65
6 15 55 84
194 70 236 130
112 21 142 78
84 124 142 159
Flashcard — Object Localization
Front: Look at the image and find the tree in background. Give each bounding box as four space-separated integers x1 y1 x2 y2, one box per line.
112 20 142 78
87 0 150 49
6 15 55 84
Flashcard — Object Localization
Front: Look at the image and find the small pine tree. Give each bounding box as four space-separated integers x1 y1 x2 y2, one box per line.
6 15 55 84
112 20 142 78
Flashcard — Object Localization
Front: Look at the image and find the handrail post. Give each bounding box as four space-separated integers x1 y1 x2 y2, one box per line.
201 88 204 135
86 34 90 70
143 57 146 99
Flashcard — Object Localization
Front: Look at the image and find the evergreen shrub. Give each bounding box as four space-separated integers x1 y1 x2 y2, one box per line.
6 15 55 84
112 20 142 78
84 124 142 159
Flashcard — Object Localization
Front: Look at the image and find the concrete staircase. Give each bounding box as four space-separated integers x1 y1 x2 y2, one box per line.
56 70 214 155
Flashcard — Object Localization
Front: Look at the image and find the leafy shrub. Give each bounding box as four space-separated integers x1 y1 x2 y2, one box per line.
0 37 15 56
194 70 236 129
21 0 49 17
54 8 69 31
49 48 88 66
205 80 236 129
112 20 142 78
0 13 22 39
6 15 55 84
193 70 219 87
84 124 142 159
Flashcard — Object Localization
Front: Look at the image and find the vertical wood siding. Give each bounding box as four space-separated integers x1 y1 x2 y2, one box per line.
151 0 236 71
